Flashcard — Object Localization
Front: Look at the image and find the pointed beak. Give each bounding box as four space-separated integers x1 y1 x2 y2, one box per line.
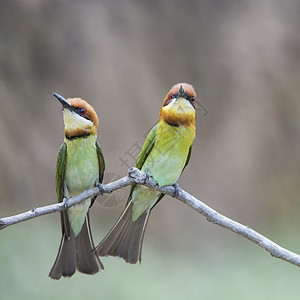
53 93 74 111
176 85 188 99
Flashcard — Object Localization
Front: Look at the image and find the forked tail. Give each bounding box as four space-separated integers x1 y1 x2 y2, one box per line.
49 214 103 279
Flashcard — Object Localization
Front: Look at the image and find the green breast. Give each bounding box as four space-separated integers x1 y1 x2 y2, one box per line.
64 135 99 236
142 122 195 186
64 135 99 197
131 122 195 221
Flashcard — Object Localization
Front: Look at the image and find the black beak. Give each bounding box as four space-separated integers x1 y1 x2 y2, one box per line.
176 85 187 99
53 93 74 111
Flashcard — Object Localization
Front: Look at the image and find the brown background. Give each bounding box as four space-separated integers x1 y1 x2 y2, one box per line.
1 1 300 299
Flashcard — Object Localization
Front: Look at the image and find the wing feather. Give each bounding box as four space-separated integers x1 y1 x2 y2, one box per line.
55 143 70 237
127 124 158 203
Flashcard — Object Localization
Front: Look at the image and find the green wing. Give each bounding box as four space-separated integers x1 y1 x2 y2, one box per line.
135 123 158 170
127 124 158 203
182 145 193 173
135 124 191 172
56 143 67 202
90 141 105 207
96 141 105 183
55 143 70 237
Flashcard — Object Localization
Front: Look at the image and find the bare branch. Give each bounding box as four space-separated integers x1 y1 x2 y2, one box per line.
0 174 133 230
1 167 300 268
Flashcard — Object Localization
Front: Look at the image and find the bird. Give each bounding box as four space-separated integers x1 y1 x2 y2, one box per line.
95 83 196 263
49 93 105 279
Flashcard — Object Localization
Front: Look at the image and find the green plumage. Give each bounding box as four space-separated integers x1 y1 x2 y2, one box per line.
131 121 194 220
49 135 105 279
96 119 194 263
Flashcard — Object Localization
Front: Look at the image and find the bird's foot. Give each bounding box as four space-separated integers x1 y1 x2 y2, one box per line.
62 198 69 208
172 183 180 197
98 183 105 194
143 172 151 185
144 172 159 188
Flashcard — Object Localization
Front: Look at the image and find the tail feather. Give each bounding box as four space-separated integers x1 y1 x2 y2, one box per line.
76 214 104 273
49 214 103 279
96 202 149 264
49 230 76 279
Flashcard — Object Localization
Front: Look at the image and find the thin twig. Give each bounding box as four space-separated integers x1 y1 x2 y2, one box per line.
0 167 300 268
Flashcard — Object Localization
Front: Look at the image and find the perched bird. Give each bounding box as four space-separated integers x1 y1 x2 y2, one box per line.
49 93 105 279
96 83 196 263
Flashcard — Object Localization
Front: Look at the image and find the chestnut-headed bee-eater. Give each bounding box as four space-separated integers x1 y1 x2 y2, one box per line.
49 93 105 279
96 83 196 263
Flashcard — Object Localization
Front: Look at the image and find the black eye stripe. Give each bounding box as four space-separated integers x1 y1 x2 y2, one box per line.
73 107 92 120
76 107 86 115
163 99 171 106
186 95 196 109
164 93 196 107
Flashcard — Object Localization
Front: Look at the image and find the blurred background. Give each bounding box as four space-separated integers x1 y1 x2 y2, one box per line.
1 0 300 299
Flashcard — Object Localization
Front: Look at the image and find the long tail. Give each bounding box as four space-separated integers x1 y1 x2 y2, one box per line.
95 202 150 264
49 214 103 279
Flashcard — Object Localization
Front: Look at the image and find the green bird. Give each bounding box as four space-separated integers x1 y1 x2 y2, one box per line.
96 83 196 263
49 93 105 279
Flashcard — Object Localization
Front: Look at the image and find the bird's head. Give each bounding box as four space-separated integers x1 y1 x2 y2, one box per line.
53 93 99 139
159 83 196 127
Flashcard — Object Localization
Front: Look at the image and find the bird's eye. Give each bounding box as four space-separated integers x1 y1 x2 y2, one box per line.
79 108 86 115
190 97 195 103
170 94 175 99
